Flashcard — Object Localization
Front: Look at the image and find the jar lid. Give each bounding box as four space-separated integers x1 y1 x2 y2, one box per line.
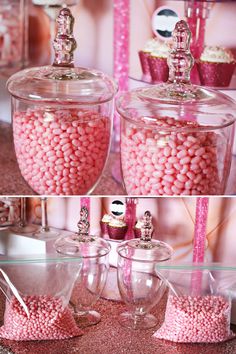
117 210 173 262
117 21 236 130
55 204 111 258
55 234 111 258
7 8 117 105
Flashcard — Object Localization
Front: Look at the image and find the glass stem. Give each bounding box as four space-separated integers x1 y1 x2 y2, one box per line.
41 198 50 233
19 197 26 228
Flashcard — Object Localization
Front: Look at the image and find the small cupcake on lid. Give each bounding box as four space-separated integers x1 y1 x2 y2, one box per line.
197 46 236 87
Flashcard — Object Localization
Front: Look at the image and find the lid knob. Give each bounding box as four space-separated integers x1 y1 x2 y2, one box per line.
77 206 90 237
139 211 154 248
53 7 77 68
168 20 194 85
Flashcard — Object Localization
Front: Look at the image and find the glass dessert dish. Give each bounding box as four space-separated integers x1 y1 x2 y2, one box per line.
55 206 111 328
116 210 173 330
117 20 236 196
0 0 28 76
7 8 117 195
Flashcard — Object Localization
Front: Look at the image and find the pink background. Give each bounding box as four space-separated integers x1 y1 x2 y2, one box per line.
29 0 236 76
27 196 236 264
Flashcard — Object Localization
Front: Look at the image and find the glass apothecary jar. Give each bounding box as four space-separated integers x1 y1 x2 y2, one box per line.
7 8 117 195
116 211 173 329
117 21 236 196
0 0 28 76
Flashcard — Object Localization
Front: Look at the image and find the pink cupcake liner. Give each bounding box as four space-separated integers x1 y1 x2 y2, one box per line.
148 56 169 83
197 61 236 87
107 225 128 240
138 51 151 81
100 221 109 236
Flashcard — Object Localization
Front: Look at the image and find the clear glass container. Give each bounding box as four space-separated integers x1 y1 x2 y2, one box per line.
7 8 117 195
117 20 236 196
55 209 111 328
0 0 28 76
116 211 173 329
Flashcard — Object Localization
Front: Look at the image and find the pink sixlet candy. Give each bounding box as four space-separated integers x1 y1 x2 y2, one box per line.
13 108 111 195
7 8 117 195
0 295 83 341
153 295 235 343
117 21 236 195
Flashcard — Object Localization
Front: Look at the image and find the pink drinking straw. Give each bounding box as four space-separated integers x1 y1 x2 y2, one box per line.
191 197 209 294
113 0 130 151
124 198 137 240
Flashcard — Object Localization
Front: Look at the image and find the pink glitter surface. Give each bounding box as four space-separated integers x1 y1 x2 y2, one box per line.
0 294 236 354
113 0 130 147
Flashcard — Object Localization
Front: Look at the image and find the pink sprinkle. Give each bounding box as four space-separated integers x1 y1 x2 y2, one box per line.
153 295 235 343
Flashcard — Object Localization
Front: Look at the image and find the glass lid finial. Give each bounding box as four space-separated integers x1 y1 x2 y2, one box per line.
53 7 77 68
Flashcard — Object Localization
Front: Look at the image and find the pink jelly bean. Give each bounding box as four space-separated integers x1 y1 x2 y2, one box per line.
13 108 110 195
121 116 224 195
153 295 234 343
0 295 83 341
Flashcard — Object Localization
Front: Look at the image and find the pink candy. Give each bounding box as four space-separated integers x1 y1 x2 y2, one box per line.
121 117 226 195
0 295 83 341
153 295 234 343
13 108 110 195
0 4 22 67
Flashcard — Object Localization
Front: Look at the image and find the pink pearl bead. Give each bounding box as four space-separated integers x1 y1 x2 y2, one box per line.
153 295 233 343
0 295 83 340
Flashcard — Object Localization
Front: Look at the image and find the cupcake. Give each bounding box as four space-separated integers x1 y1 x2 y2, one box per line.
148 41 170 83
100 214 113 236
133 219 143 238
107 218 127 240
197 46 236 87
138 38 160 82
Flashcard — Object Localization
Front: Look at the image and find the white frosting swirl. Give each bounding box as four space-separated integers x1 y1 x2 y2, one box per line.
143 38 160 53
200 46 235 63
109 218 126 228
150 42 171 59
101 214 113 223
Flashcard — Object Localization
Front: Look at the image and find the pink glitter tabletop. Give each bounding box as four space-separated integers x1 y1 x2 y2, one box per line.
0 293 236 354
